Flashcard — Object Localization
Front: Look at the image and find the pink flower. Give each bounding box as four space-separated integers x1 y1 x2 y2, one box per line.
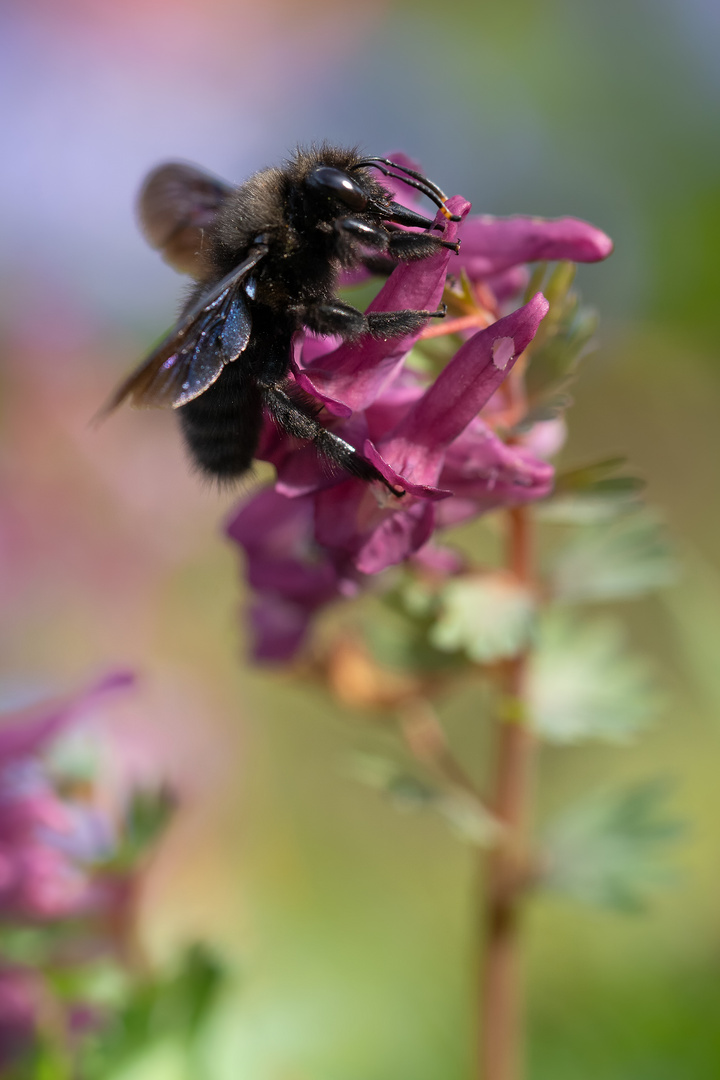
226 158 613 662
455 213 613 285
227 488 356 662
0 673 133 921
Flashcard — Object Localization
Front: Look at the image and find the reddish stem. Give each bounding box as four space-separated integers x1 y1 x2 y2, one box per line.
479 506 535 1080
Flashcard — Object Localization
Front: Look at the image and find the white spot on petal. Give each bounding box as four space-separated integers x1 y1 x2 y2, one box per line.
492 337 515 370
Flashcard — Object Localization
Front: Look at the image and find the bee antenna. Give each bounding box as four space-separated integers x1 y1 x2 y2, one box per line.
352 158 461 221
354 157 448 199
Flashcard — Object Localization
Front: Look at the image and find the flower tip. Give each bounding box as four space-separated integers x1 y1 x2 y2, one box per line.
585 225 614 261
530 291 551 320
568 220 614 262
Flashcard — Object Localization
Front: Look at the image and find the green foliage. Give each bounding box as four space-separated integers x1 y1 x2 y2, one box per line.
81 944 224 1076
553 456 645 499
541 457 645 524
542 781 684 912
550 509 676 602
353 754 500 846
429 573 536 663
363 585 465 675
517 262 599 429
109 786 176 871
529 612 659 744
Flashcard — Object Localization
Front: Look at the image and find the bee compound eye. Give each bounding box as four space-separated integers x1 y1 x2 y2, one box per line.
306 166 368 211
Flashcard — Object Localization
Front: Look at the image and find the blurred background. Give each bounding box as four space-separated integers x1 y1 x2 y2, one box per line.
1 0 719 1076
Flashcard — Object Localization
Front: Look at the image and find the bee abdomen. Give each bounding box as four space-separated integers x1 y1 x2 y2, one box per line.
178 362 263 481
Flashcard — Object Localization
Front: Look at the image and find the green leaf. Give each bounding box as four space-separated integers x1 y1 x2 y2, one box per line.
430 573 536 663
351 754 500 846
553 456 645 497
662 553 720 715
108 786 176 871
360 586 465 676
529 612 660 744
539 495 639 525
85 945 224 1073
167 943 225 1037
543 259 577 307
550 509 676 602
524 297 598 408
542 780 684 912
540 457 645 523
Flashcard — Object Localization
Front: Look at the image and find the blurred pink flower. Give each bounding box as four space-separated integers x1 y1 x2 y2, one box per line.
227 488 357 662
0 672 133 921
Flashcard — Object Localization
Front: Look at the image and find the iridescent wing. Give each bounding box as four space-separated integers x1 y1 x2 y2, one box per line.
100 245 268 415
138 161 233 278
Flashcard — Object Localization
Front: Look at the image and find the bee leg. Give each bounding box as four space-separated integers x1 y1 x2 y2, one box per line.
297 300 445 341
294 300 368 339
335 217 388 249
387 231 461 260
262 383 401 495
366 305 446 337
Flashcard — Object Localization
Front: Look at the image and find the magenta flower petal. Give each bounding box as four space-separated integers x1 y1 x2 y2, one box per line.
411 542 465 576
484 265 530 302
248 595 319 663
361 441 452 500
439 436 555 510
314 479 436 576
439 416 555 494
376 293 549 487
295 196 471 415
227 488 355 661
356 500 436 575
456 214 613 280
0 672 135 766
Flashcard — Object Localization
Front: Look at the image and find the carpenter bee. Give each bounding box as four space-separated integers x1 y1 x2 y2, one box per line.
102 145 460 489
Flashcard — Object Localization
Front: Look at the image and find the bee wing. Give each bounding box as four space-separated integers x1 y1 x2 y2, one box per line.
100 247 267 416
138 162 234 278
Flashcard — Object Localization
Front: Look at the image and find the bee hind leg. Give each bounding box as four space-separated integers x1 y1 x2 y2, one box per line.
262 382 401 496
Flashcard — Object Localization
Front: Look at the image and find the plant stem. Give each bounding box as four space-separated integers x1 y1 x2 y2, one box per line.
479 505 535 1080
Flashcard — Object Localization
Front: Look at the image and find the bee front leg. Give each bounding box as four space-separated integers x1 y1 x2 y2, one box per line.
387 231 460 260
295 300 446 342
335 217 388 249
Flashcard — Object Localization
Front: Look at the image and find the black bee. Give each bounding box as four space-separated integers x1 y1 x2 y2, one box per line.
103 145 460 489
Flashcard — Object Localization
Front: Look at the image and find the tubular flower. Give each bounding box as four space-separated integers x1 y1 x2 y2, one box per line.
0 672 133 921
226 163 613 661
227 487 358 662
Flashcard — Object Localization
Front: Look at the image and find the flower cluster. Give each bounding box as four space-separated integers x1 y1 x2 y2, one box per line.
227 160 612 662
0 674 133 925
0 672 155 1070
